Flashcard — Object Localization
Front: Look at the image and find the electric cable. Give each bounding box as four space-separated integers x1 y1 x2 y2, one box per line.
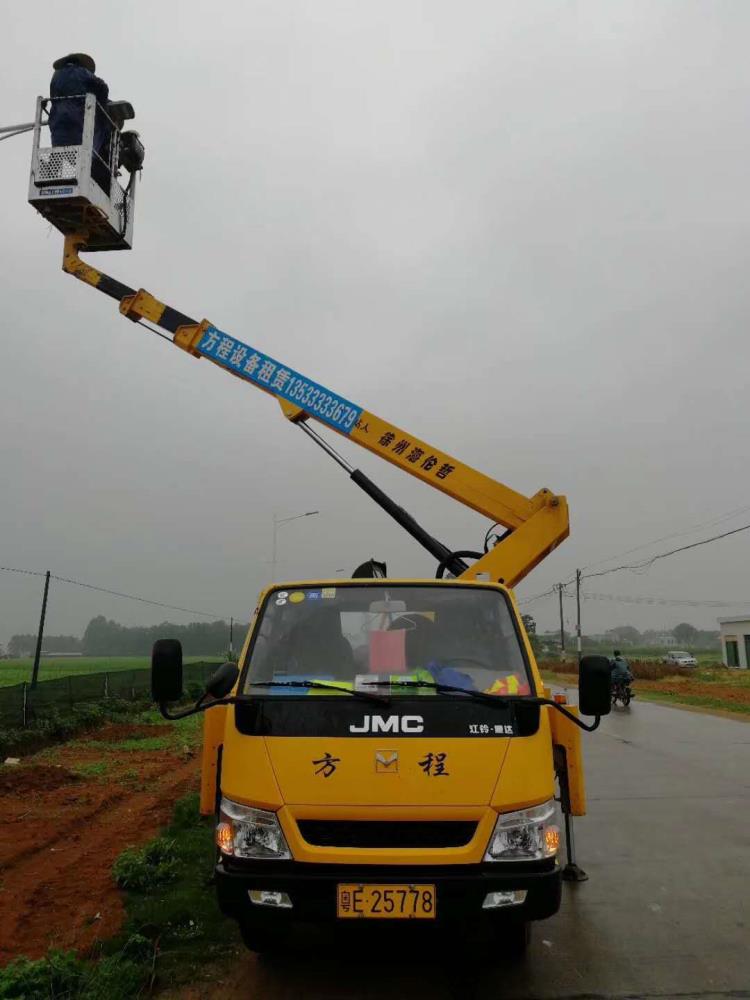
0 127 34 143
580 502 750 572
0 564 233 619
581 521 750 580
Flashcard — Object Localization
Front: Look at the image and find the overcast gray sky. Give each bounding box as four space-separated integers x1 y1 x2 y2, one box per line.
2 0 749 647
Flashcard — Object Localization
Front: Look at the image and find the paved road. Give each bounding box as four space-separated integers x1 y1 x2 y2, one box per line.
190 701 750 999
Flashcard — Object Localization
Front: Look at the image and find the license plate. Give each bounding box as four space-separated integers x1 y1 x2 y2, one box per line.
337 883 436 919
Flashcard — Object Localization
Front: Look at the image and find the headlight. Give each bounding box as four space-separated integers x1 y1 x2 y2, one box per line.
484 800 560 862
216 797 291 860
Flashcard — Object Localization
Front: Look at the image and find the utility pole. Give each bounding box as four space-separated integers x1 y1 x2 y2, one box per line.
557 584 566 654
575 569 582 664
31 570 51 689
229 616 234 661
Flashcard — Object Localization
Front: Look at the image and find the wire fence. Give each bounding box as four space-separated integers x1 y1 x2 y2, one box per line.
0 661 220 729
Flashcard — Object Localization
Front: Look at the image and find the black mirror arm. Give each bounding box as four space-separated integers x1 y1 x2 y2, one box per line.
156 691 246 721
496 695 602 733
539 699 601 732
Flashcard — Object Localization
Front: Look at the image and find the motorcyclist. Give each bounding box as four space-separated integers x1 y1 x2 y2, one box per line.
610 650 633 687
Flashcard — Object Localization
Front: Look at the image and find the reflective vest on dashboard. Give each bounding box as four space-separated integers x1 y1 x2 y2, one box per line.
485 675 530 696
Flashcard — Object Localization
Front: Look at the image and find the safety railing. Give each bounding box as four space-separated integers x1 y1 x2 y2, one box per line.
28 94 138 250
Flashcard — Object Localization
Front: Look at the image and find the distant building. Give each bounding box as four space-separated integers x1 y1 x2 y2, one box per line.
717 617 750 669
653 633 679 648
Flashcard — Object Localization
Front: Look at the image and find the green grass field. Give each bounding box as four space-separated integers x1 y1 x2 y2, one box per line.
0 656 218 688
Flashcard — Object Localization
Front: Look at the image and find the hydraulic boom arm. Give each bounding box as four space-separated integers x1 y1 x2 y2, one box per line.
62 233 568 586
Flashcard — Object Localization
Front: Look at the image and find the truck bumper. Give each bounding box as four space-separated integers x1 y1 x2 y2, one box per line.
216 858 561 926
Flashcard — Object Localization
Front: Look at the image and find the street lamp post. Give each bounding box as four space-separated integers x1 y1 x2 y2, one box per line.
271 511 319 581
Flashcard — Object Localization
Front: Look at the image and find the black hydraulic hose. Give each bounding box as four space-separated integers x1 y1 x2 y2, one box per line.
349 468 469 577
435 549 484 579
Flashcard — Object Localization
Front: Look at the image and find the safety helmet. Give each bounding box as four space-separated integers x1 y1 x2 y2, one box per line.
53 53 96 73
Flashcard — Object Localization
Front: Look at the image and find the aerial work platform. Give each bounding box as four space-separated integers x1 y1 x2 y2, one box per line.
28 93 143 251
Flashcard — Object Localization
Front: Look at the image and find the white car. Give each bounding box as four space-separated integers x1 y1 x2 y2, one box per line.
661 650 697 667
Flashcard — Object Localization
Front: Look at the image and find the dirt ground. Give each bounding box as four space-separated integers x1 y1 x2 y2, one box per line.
543 668 750 713
642 676 750 706
0 721 200 964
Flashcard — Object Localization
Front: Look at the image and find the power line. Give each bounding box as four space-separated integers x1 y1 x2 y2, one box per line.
50 573 228 619
0 565 47 578
0 125 34 143
0 564 232 620
582 521 750 580
519 520 750 610
518 587 557 607
580 502 750 572
583 591 750 608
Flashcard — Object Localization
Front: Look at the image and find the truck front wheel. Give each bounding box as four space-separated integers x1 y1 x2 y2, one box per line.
495 920 531 958
238 918 283 955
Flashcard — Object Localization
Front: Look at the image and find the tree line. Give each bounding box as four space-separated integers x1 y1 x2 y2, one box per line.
8 616 249 657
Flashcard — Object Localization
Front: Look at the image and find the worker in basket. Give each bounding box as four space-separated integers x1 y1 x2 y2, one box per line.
49 53 111 189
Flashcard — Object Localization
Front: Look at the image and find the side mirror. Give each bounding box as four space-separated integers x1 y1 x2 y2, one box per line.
578 655 612 717
151 639 183 702
206 661 240 700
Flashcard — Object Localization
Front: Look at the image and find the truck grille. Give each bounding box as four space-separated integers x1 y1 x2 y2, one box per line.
297 820 477 849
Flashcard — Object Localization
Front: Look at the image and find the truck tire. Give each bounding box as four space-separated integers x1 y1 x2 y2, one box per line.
238 919 282 955
496 920 531 959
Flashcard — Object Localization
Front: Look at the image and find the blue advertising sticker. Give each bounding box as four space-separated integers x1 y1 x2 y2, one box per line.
198 326 363 435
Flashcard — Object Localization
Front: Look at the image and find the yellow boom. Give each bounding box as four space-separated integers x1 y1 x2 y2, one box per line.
62 233 568 586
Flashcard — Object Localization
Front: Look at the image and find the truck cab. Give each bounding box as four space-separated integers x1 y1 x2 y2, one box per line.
152 578 608 956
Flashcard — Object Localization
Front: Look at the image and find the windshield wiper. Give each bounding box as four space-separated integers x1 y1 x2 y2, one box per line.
361 679 511 706
248 681 390 704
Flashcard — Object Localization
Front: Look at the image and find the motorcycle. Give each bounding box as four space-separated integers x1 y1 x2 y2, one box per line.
611 679 633 708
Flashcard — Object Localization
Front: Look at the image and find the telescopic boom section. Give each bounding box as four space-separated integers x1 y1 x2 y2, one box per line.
62 234 568 587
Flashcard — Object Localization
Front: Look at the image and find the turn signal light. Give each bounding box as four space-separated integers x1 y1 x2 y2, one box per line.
544 826 560 854
216 821 234 855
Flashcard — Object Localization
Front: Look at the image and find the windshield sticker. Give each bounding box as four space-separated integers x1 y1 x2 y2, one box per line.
307 591 322 600
288 591 306 604
265 674 336 695
309 681 353 696
355 673 432 692
322 587 336 599
274 590 288 607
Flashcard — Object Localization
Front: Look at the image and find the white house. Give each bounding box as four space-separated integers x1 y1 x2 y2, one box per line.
717 617 750 668
652 633 679 648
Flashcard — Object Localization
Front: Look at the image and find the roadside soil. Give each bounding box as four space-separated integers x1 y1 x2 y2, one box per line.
0 720 200 964
642 677 750 706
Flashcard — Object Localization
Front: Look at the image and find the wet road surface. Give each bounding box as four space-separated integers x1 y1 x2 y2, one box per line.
185 700 750 999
